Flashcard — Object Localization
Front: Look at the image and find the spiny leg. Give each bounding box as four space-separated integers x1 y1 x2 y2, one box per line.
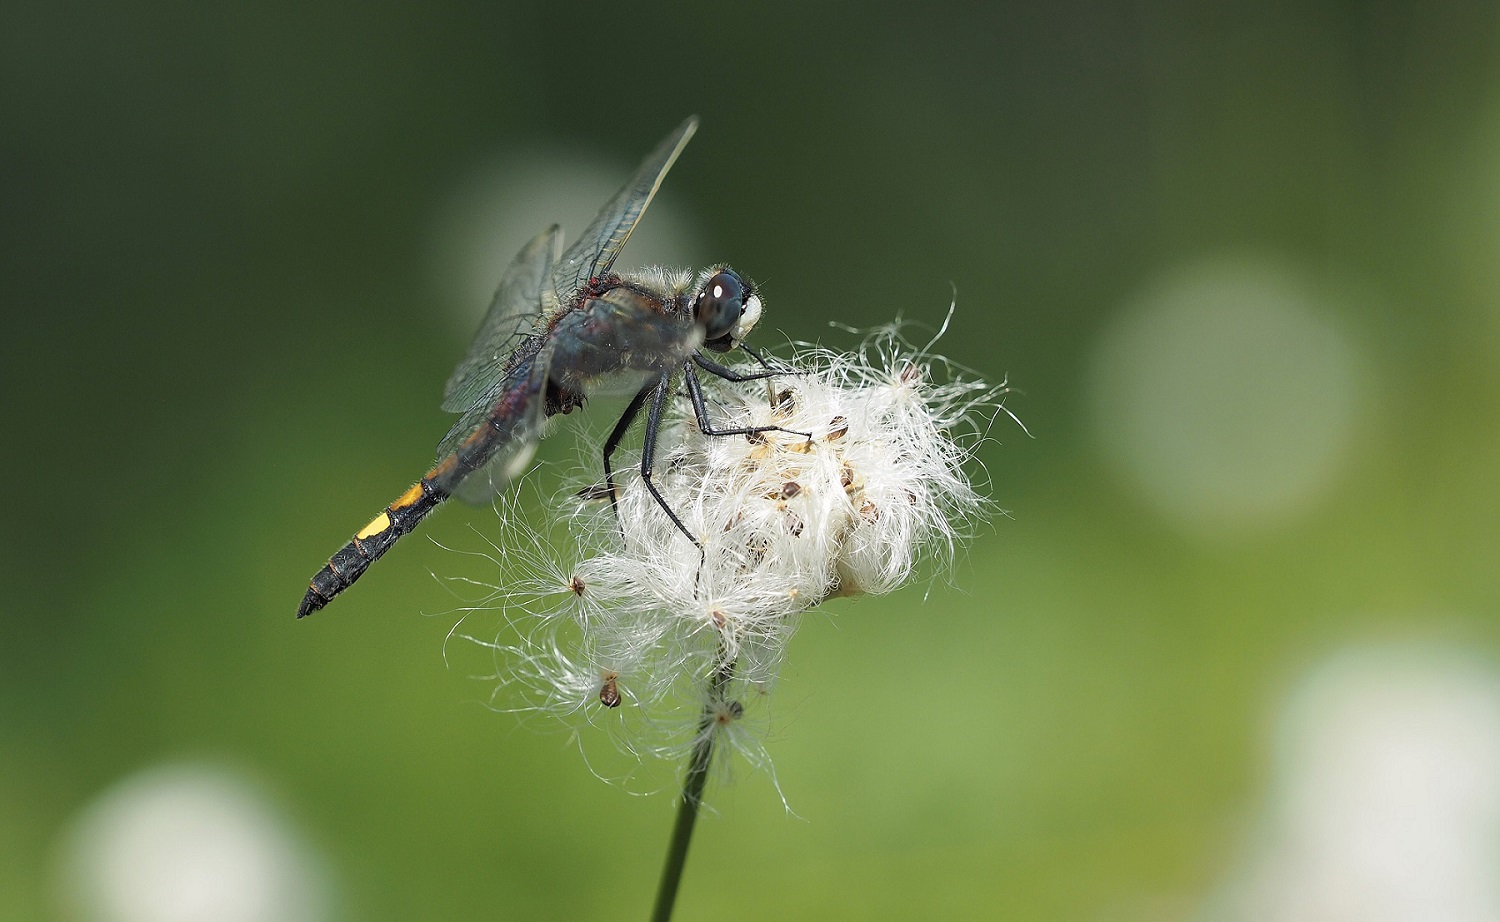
640 373 703 556
691 352 781 384
596 381 654 529
691 352 784 416
682 363 812 442
740 342 795 375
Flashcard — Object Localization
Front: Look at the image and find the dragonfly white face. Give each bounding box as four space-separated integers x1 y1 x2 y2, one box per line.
733 291 763 345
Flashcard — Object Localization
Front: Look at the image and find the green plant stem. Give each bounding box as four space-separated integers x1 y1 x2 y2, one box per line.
650 661 734 922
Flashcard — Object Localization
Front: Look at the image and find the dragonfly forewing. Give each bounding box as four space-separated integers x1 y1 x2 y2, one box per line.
548 116 698 311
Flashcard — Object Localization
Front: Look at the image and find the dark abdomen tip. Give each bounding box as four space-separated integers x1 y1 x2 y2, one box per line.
297 586 329 619
296 478 446 619
297 565 344 619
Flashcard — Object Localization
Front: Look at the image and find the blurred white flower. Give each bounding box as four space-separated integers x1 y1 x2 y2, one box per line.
1090 254 1366 538
455 318 1009 781
54 763 332 922
1203 644 1500 922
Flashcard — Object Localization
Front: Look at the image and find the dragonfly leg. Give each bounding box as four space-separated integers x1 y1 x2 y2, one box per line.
599 382 654 526
741 343 796 375
692 352 781 383
683 364 812 442
640 374 704 554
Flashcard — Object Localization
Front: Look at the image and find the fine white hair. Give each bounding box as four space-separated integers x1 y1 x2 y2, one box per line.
453 316 1014 793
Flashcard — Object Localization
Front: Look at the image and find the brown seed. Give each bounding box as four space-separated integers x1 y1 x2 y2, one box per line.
774 389 796 413
781 481 801 499
860 500 880 523
827 416 849 440
710 609 727 629
784 510 804 537
569 575 586 596
840 463 857 490
599 675 621 708
746 430 767 444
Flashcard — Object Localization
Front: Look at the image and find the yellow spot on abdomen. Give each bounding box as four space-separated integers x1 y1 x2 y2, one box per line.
357 512 392 540
392 482 425 509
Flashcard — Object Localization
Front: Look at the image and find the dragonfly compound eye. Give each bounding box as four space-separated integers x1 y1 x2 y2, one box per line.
697 270 746 341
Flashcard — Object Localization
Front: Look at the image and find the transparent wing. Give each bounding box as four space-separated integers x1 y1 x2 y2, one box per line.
437 344 552 506
548 116 698 310
446 382 548 506
451 450 535 506
442 225 562 414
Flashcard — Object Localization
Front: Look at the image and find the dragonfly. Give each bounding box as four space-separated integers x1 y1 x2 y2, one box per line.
297 116 796 619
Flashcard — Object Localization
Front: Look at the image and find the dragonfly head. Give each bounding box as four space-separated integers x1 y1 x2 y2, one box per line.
695 267 762 353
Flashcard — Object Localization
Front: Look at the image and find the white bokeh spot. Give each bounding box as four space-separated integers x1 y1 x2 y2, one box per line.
55 763 332 922
1091 254 1366 536
1205 643 1500 922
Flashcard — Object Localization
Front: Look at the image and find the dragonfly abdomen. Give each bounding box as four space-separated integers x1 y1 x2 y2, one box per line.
297 378 538 618
296 478 447 618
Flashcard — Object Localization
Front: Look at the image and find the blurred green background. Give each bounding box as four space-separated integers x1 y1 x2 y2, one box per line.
5 2 1500 919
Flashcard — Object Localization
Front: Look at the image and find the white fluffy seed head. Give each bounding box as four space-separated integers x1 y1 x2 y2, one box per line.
462 319 1010 785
